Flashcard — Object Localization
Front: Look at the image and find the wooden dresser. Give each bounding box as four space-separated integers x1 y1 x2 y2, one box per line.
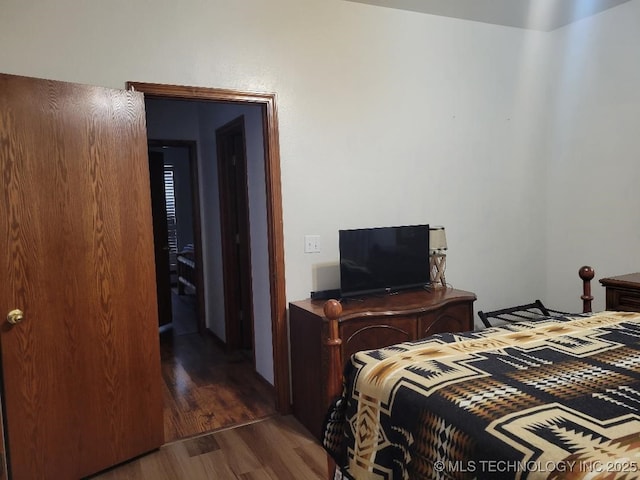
599 273 640 312
289 287 476 439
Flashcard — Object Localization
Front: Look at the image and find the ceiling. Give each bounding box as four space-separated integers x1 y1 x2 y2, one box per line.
344 0 631 31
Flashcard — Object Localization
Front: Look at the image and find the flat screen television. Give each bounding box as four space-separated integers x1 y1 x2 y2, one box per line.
339 224 430 298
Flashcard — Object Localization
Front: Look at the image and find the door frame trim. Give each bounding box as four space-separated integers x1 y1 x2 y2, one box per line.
127 82 289 413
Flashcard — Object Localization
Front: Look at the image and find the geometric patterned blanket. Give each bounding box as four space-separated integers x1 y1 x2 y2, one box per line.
322 311 640 480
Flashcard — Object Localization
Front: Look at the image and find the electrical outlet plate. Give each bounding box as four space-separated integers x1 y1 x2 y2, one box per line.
304 235 321 253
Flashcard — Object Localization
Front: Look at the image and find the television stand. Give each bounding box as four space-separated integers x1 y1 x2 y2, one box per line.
289 287 476 439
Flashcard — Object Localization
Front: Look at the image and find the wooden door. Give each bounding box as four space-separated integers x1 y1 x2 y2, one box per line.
216 116 254 352
148 150 173 327
0 73 164 479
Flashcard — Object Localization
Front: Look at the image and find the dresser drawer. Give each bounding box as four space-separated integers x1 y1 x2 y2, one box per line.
606 288 640 312
418 302 473 338
340 315 417 361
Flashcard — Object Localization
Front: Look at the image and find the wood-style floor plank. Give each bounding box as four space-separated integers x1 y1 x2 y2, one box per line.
89 415 328 480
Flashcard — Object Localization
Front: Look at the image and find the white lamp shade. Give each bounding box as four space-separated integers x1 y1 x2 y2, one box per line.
429 226 447 252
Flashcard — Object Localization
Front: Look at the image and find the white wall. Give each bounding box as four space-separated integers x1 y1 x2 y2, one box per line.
1 0 637 380
543 1 640 312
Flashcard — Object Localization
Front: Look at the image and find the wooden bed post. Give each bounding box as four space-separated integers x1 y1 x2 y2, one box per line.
323 299 343 480
579 265 595 313
324 299 343 407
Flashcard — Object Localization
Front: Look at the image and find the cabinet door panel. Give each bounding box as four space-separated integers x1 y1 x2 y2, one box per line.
341 316 416 361
418 303 472 338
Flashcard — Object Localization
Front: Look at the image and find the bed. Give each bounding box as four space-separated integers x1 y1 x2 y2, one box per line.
176 245 196 295
321 267 640 479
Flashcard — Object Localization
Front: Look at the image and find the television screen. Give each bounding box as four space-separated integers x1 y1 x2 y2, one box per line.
339 224 430 298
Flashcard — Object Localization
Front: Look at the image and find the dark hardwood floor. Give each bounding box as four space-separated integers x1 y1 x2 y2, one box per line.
160 290 276 442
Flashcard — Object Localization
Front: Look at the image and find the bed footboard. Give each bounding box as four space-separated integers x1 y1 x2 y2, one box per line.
322 266 595 480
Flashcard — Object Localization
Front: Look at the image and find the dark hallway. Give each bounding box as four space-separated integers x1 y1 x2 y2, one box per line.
159 289 276 442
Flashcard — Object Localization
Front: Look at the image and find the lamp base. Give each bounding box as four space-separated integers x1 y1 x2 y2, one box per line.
429 253 446 288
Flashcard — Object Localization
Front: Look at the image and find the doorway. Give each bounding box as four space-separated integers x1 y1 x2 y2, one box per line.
147 135 277 441
148 149 175 328
217 116 254 354
147 140 205 335
129 81 289 441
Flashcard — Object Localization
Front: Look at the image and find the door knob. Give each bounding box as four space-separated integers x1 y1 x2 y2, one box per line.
7 309 24 325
